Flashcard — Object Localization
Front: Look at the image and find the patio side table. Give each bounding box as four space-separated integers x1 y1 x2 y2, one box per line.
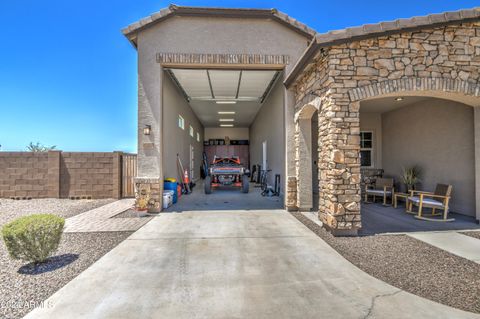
393 192 409 208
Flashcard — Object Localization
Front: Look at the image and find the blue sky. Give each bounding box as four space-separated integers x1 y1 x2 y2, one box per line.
0 0 478 152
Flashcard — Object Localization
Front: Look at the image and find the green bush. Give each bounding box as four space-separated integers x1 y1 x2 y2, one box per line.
1 214 65 263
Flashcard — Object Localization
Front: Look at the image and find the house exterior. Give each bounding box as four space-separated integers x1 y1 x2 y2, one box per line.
123 5 480 235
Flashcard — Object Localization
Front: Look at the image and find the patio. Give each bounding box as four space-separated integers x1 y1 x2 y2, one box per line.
359 203 480 236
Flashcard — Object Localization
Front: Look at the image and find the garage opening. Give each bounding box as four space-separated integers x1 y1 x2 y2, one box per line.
162 67 285 211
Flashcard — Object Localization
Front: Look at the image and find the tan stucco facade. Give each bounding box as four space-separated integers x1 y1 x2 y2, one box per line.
128 10 312 212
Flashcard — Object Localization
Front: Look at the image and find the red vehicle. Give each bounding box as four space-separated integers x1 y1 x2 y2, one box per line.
204 156 249 194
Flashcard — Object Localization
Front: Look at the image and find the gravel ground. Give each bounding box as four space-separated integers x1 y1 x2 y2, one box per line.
463 231 480 240
291 212 480 314
0 198 115 226
0 231 132 319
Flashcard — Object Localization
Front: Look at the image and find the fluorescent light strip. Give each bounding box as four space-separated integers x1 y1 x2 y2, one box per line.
220 124 234 127
216 101 237 104
219 119 234 122
218 111 235 115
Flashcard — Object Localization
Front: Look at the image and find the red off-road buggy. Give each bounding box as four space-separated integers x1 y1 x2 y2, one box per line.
204 156 249 194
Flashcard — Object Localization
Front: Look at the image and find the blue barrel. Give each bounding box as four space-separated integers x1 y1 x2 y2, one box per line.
164 181 178 204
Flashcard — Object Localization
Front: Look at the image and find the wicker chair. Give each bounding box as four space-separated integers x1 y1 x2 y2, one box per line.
407 184 454 222
364 177 394 206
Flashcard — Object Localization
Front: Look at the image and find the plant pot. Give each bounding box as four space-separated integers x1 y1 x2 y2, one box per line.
134 208 149 217
405 184 416 194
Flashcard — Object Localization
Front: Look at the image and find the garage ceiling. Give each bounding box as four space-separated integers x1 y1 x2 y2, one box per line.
166 69 280 127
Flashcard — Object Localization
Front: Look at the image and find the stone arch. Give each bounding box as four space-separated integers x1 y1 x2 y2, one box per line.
294 97 321 211
348 78 480 107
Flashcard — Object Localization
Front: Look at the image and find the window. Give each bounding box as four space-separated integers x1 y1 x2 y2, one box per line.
196 132 200 142
360 131 373 167
178 115 185 130
189 125 194 137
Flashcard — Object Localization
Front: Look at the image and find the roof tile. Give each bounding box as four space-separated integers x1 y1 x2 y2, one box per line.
122 5 317 42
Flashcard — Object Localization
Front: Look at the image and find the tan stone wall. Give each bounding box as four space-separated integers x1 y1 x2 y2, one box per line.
292 21 480 234
0 151 125 199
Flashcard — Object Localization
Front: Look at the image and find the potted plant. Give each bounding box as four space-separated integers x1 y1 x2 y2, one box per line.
134 188 150 217
400 166 421 194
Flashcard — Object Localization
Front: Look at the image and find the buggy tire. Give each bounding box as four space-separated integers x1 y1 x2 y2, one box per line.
204 176 212 194
242 175 249 193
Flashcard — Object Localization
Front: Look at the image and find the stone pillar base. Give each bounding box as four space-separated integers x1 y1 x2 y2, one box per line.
322 222 359 237
134 177 162 213
286 176 298 211
320 211 361 237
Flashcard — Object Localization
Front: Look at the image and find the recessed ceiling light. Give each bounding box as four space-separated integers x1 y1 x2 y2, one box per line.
220 124 234 127
216 101 237 104
219 119 234 122
218 111 235 114
395 97 404 101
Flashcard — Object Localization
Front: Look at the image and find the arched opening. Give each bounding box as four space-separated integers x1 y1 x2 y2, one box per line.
359 94 479 234
295 103 319 211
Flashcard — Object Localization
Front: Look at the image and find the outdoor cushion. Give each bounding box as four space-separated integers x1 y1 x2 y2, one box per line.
366 189 392 196
408 196 444 208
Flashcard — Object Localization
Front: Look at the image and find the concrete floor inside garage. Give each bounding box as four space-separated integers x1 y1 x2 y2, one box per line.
164 180 283 212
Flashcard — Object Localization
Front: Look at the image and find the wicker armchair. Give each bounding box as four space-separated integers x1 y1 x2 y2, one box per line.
407 184 454 222
364 177 394 206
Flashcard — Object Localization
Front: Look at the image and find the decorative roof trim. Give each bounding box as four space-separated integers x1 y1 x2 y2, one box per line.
157 52 290 66
122 4 316 47
285 7 480 87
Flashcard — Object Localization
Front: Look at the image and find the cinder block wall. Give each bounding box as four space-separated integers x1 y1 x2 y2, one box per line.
60 152 116 199
0 152 50 198
0 151 124 199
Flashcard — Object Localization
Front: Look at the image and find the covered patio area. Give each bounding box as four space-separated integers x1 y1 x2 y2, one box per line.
359 203 480 235
357 93 480 235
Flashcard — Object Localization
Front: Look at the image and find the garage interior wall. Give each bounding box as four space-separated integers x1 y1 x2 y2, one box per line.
249 78 285 194
162 74 204 182
204 128 249 140
381 98 475 216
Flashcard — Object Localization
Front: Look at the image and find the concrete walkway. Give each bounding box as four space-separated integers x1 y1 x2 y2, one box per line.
64 199 151 232
26 211 478 319
408 231 480 264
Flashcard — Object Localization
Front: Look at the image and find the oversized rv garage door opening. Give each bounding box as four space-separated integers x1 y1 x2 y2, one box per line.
161 67 285 211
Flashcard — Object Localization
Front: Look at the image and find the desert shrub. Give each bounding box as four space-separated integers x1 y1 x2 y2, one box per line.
1 214 65 263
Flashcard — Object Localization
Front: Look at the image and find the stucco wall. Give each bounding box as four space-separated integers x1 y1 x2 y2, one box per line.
382 98 475 216
135 14 310 203
359 112 383 168
204 128 249 141
250 78 285 192
162 75 204 181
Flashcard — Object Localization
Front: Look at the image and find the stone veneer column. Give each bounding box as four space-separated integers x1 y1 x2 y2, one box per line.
285 87 298 211
134 177 162 213
318 96 361 236
47 150 61 198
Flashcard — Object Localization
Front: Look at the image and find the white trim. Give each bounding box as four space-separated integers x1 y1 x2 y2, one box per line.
178 115 185 130
360 130 374 168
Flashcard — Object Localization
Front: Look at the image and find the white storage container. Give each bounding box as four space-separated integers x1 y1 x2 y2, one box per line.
163 191 174 209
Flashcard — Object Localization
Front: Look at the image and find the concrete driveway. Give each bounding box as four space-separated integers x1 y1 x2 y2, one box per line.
26 211 478 319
